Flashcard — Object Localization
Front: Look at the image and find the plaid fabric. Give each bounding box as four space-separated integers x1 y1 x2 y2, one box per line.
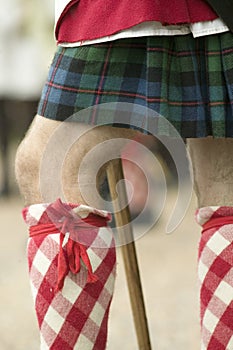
23 199 116 350
196 206 233 350
37 33 233 138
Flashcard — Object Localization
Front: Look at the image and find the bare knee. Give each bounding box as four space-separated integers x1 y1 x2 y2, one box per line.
15 129 44 205
15 116 138 206
61 125 138 205
15 115 61 205
187 137 233 207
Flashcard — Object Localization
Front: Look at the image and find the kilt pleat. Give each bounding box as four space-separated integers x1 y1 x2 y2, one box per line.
37 33 233 138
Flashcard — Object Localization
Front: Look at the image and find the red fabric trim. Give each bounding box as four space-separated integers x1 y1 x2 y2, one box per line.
56 0 218 44
202 216 233 234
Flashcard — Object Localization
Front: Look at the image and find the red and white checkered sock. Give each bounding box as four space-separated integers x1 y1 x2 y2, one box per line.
196 206 233 350
22 198 116 350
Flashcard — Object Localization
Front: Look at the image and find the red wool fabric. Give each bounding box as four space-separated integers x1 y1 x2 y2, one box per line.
23 199 116 349
196 206 233 349
56 0 218 44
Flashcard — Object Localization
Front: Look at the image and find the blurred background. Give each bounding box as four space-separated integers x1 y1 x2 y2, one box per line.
0 0 55 197
0 1 201 349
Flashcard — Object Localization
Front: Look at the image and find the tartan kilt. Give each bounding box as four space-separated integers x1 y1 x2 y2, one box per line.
37 32 233 138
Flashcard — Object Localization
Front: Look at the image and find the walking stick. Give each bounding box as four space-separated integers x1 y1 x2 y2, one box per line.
106 158 152 350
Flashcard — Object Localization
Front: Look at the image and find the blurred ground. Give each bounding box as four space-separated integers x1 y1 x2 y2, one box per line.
0 189 201 350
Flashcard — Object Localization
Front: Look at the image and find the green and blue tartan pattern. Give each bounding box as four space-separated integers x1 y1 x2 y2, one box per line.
38 33 233 138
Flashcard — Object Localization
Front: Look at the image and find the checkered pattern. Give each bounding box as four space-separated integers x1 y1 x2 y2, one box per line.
37 33 233 138
23 199 116 349
196 206 233 349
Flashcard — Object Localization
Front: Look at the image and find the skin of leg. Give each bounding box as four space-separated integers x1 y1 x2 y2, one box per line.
17 116 122 349
15 114 138 206
187 137 233 207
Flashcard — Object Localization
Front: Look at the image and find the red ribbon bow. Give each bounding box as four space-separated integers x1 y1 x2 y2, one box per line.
29 199 108 292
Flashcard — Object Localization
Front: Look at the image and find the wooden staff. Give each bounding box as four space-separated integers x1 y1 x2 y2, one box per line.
106 158 152 350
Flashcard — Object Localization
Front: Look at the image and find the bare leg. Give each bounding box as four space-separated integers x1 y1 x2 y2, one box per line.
15 115 137 206
187 137 233 207
15 114 137 349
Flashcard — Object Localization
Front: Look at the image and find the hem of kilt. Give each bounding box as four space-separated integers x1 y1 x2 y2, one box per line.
37 111 232 139
37 34 233 140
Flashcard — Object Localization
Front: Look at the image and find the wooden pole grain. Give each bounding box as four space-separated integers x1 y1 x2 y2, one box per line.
106 158 152 350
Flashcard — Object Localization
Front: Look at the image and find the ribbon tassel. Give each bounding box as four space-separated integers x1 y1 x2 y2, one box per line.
56 233 70 292
56 236 98 292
